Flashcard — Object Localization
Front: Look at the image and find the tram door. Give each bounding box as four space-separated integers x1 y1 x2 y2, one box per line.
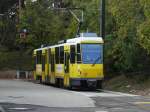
42 53 45 82
50 54 55 84
64 52 69 73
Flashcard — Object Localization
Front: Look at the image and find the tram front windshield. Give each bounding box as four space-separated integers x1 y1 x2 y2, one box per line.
81 44 103 64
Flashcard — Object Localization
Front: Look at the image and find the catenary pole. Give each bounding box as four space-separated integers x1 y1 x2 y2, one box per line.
100 0 105 39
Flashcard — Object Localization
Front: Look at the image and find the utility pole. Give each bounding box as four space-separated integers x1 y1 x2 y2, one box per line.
18 0 22 72
100 0 105 39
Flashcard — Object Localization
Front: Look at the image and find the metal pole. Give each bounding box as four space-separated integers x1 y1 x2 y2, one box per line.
19 0 22 71
100 0 105 84
100 0 105 39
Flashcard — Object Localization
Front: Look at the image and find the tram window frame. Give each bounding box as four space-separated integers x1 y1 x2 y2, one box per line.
70 45 76 64
55 47 60 64
60 46 64 64
77 44 81 63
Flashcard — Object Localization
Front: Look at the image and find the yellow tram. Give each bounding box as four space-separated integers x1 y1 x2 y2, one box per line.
33 33 104 89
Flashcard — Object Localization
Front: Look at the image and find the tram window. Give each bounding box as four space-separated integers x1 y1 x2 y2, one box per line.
45 50 48 64
70 45 75 63
40 51 42 64
37 50 42 64
36 51 39 64
36 52 38 64
77 44 81 63
34 56 36 70
51 54 55 72
39 51 42 64
48 49 51 64
60 46 64 64
42 54 45 71
55 47 59 64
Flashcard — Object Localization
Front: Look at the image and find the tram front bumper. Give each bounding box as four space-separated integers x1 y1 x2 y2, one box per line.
70 78 102 87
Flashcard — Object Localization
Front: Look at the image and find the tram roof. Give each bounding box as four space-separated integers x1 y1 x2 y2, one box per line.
34 36 103 51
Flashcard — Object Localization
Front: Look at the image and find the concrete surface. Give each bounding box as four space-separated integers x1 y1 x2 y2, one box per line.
0 80 94 107
0 79 150 112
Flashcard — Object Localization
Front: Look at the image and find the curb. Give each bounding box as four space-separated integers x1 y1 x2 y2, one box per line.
98 89 139 97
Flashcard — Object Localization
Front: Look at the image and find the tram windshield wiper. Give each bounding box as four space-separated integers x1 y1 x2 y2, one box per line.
92 56 100 66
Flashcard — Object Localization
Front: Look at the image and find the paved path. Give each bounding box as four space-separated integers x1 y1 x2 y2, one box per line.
0 79 150 112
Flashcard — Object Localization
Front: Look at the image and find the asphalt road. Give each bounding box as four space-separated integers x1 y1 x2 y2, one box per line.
0 79 150 112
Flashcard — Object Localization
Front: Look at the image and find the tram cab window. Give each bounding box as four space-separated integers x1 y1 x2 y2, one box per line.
70 45 75 64
60 46 64 64
81 44 103 64
55 47 59 64
77 44 81 63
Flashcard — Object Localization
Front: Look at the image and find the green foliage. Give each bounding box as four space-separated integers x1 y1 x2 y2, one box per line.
138 20 150 53
18 0 65 48
18 0 101 47
0 51 32 70
1 0 150 74
105 0 150 73
137 0 150 53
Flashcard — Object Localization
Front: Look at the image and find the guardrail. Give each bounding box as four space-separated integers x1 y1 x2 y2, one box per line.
16 70 32 79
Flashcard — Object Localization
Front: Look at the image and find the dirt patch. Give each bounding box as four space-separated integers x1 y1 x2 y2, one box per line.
104 75 150 96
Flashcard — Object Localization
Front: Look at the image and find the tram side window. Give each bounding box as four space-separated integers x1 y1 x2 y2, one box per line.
45 50 48 64
77 44 81 63
70 45 75 64
55 47 59 64
51 54 55 72
36 52 38 64
48 49 51 64
35 52 38 64
34 55 36 70
60 46 64 64
37 51 42 64
42 54 45 71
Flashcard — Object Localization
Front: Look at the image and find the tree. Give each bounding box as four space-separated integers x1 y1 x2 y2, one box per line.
105 0 148 72
137 0 150 53
18 0 65 48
